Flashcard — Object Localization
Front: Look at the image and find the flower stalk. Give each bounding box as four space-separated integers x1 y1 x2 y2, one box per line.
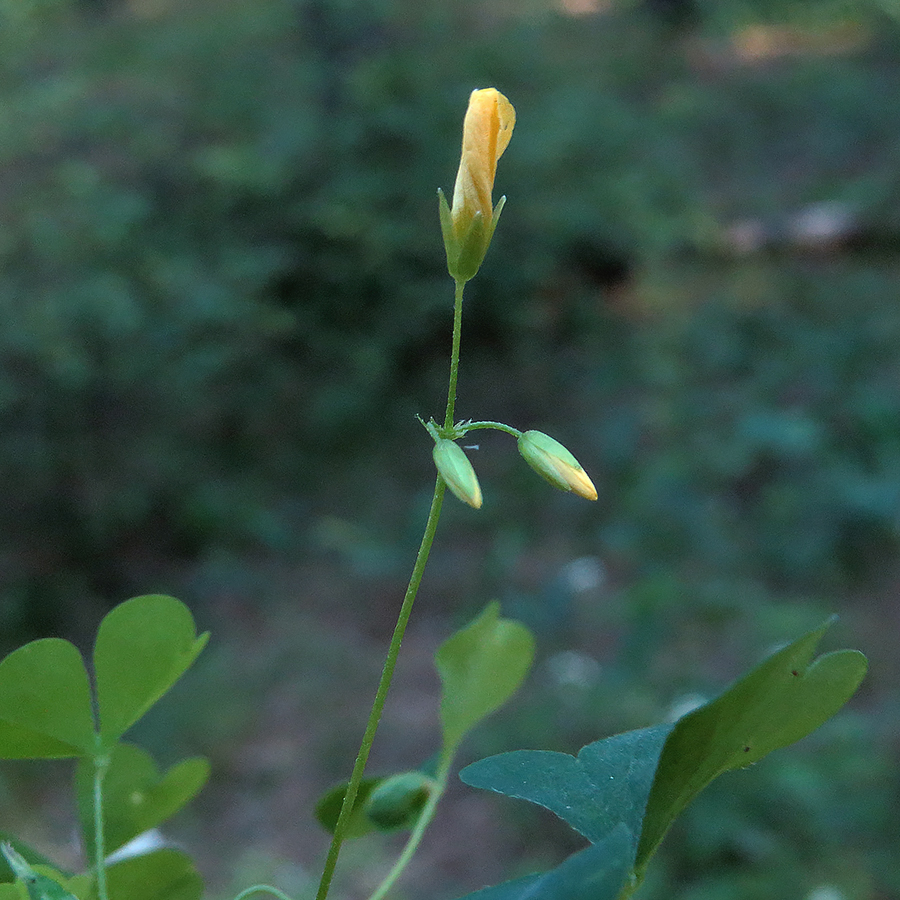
316 86 526 900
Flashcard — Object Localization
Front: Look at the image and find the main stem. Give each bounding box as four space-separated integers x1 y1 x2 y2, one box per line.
314 278 466 900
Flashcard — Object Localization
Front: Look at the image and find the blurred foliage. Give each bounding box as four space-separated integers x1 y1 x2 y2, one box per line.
2 0 900 625
1 0 899 896
590 261 900 588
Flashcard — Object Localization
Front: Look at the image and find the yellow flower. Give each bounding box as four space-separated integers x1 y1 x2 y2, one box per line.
452 88 515 239
517 431 598 501
439 88 515 283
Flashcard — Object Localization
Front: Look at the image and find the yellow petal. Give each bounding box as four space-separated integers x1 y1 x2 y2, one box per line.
451 88 516 238
561 464 598 502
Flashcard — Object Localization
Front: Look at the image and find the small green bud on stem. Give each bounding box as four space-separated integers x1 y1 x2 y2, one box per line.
433 439 483 508
365 772 436 831
517 430 597 501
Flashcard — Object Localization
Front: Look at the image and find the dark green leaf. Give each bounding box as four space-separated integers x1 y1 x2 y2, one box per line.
455 823 633 900
460 725 672 859
635 618 867 874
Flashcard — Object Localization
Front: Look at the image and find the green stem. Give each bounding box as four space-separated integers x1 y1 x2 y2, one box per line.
314 477 447 900
366 755 453 900
93 753 110 900
457 421 521 438
315 278 465 900
444 279 465 429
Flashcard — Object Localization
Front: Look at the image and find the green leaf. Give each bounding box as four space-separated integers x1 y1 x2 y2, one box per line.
69 850 202 900
436 603 534 755
0 640 94 759
460 725 672 860
106 851 202 900
75 744 210 859
94 596 209 746
0 845 80 900
634 617 868 875
0 597 205 759
454 823 633 900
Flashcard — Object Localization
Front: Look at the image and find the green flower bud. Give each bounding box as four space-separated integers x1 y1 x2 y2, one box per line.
517 430 597 501
365 771 435 831
433 439 483 508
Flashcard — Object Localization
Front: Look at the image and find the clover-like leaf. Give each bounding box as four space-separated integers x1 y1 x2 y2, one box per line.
634 617 867 874
436 603 534 756
75 743 210 859
0 596 207 761
461 725 672 861
0 640 94 759
94 596 209 747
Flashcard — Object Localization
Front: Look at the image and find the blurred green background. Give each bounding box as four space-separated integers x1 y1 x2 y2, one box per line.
1 0 898 898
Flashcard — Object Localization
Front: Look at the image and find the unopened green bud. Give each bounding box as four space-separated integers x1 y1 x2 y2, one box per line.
433 439 483 508
518 430 597 501
365 771 435 830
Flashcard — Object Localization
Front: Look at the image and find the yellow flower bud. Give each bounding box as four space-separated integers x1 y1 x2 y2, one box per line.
433 438 483 509
439 88 515 283
517 430 598 501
